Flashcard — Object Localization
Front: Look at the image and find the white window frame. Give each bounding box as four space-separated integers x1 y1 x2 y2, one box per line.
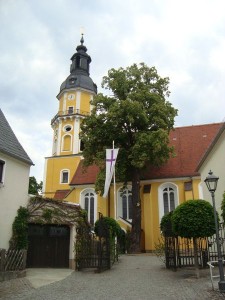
80 188 97 225
60 169 70 184
158 182 179 223
117 186 132 221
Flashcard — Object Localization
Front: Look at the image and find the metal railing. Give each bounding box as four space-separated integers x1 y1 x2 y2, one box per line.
51 109 90 124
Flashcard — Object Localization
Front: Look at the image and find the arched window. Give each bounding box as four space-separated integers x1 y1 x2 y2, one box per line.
163 186 175 214
158 183 178 222
117 187 132 221
62 134 72 151
80 189 96 225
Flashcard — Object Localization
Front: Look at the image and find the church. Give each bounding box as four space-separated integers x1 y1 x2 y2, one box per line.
42 35 224 252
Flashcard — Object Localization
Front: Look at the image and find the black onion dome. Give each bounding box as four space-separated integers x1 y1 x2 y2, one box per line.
59 35 97 94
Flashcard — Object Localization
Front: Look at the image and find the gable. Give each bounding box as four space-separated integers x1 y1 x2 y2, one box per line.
0 109 33 165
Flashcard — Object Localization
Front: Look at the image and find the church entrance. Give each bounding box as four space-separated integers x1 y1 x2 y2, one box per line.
27 224 70 268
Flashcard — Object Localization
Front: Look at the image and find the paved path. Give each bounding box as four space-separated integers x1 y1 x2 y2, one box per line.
1 254 225 300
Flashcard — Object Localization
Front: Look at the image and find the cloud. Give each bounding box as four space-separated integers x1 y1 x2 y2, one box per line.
1 0 225 181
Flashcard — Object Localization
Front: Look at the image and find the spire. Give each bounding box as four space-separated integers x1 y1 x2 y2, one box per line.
80 33 84 45
58 35 97 95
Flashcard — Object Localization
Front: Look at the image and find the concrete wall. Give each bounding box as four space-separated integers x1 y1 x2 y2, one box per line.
0 152 30 249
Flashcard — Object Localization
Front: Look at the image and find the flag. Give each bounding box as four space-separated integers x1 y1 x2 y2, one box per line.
103 148 119 198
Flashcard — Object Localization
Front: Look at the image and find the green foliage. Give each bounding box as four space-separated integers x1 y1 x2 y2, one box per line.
10 206 29 249
160 211 176 237
172 200 216 238
29 176 43 195
80 63 178 194
42 208 53 221
221 191 225 222
80 63 177 252
94 216 122 237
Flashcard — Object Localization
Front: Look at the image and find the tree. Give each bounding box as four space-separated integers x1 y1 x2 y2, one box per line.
28 176 43 195
172 199 216 278
220 191 225 222
80 63 177 252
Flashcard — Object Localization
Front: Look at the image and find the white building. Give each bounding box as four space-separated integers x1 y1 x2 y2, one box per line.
0 109 33 249
197 123 225 212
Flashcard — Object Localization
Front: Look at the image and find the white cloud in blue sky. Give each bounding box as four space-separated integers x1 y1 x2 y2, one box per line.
1 0 225 181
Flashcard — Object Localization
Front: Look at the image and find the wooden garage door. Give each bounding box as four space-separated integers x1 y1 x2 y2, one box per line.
27 224 70 268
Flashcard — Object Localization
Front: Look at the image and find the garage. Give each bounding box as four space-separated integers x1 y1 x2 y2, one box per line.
27 224 70 268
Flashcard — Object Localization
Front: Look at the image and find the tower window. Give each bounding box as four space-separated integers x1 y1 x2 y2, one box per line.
80 140 84 151
69 77 77 85
68 107 73 114
63 125 72 132
61 170 69 184
76 56 80 68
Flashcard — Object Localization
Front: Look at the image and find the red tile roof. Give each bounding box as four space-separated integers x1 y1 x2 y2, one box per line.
70 162 99 185
54 189 71 200
142 122 223 179
70 122 223 184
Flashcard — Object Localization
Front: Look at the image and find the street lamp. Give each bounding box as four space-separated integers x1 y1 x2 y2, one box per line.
205 170 225 292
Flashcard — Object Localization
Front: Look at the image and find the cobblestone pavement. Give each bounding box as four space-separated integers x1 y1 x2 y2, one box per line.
1 254 225 300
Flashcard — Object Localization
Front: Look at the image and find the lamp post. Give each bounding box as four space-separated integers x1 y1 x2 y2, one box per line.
205 170 225 292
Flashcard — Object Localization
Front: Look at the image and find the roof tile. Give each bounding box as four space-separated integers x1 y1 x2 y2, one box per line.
70 122 223 184
0 109 33 165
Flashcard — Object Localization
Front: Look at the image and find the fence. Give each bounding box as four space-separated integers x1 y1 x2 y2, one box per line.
75 215 118 273
0 248 27 271
164 223 225 270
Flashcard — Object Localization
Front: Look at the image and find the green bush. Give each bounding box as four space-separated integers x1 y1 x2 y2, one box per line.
172 199 216 238
160 211 176 237
10 206 29 249
94 216 122 237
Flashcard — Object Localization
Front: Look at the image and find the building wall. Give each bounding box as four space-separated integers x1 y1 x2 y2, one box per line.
0 152 30 249
65 176 201 252
43 88 94 198
43 155 81 198
199 130 225 213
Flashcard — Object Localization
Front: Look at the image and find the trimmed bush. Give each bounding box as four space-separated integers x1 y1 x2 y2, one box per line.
172 199 216 238
94 216 122 237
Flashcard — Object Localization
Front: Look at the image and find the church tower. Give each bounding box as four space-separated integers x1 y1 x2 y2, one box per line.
43 35 97 199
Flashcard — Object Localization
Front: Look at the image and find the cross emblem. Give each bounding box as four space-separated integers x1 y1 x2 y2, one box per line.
106 150 116 172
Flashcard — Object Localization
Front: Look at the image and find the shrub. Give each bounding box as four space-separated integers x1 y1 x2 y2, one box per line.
94 216 122 237
172 199 216 238
160 211 176 237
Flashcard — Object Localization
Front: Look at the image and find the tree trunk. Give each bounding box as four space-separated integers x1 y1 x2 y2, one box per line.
129 168 142 253
193 237 200 279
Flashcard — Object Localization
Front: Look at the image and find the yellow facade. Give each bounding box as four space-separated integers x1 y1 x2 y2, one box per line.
44 155 81 198
62 177 201 252
43 37 204 252
43 37 97 199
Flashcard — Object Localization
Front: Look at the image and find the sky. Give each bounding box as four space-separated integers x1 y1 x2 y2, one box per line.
1 0 225 182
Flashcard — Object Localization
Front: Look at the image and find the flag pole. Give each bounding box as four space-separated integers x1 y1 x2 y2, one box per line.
113 141 116 219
